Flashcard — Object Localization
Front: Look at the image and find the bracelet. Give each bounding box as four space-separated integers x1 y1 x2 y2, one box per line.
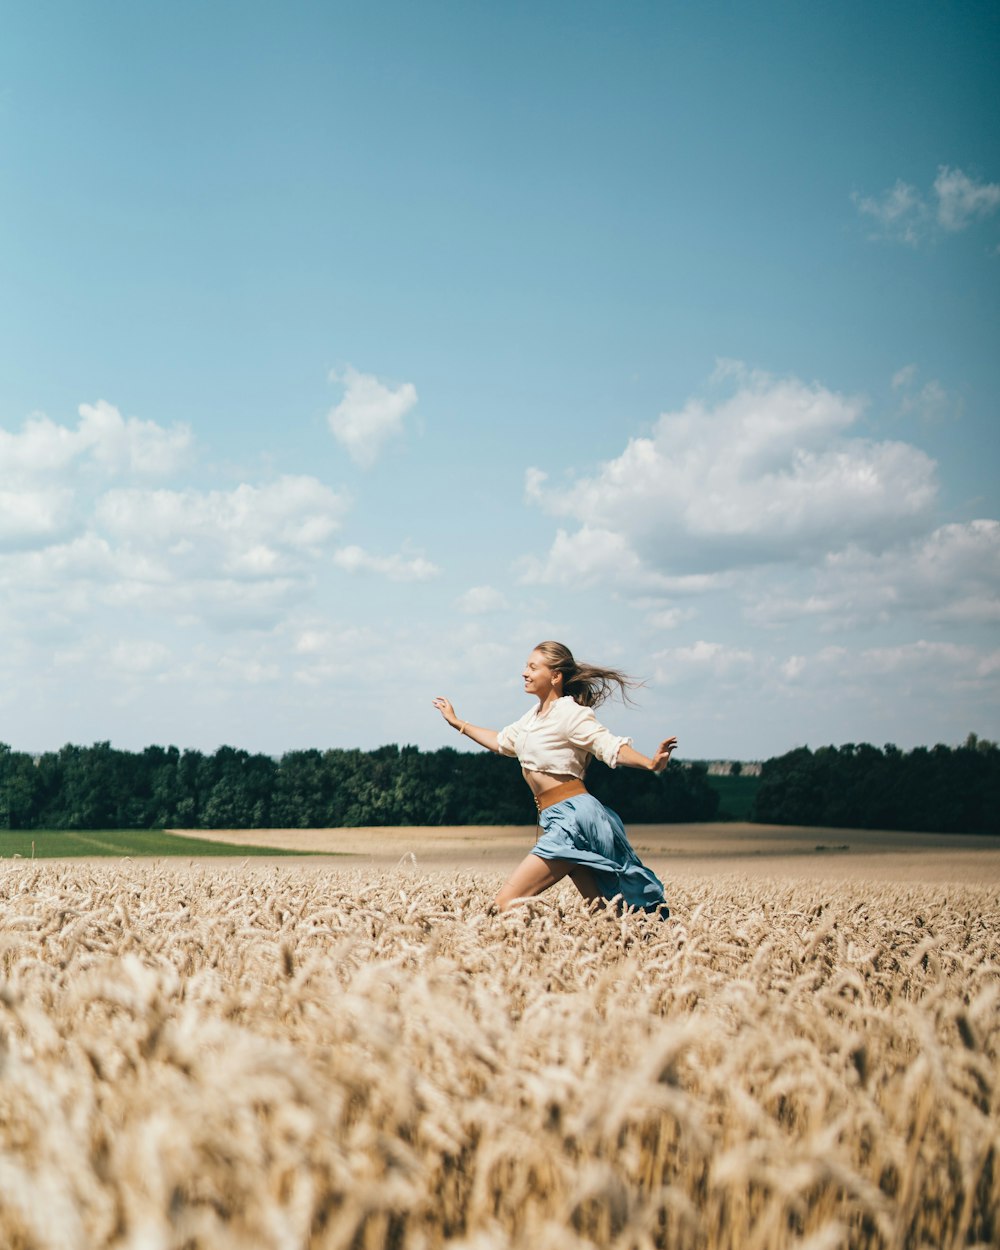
457 722 468 736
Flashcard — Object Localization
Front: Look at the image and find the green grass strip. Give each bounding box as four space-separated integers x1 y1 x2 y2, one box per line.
0 829 307 859
704 773 761 820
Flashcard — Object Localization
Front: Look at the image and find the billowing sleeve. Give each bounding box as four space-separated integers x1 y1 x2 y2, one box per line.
496 708 531 758
562 701 631 768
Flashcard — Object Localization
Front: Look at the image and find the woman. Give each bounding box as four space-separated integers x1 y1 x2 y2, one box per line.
433 641 677 915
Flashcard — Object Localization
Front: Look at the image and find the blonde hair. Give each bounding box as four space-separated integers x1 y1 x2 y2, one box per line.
533 640 641 709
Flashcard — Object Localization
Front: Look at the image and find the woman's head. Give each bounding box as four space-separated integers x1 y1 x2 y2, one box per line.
527 641 639 708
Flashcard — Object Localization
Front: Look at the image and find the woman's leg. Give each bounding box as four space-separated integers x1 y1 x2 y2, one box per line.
568 865 604 906
493 853 571 912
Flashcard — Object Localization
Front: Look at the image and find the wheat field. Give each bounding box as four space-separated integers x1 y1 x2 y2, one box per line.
1 859 997 1249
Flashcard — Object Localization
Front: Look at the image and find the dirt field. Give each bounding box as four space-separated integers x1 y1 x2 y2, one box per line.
166 821 1000 884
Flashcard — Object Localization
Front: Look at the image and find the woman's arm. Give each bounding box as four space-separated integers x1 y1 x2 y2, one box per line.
432 697 501 753
617 737 678 773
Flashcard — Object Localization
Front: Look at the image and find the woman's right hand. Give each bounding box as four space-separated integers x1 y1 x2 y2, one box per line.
432 696 458 728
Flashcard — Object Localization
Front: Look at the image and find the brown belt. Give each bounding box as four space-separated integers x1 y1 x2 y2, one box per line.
534 779 587 812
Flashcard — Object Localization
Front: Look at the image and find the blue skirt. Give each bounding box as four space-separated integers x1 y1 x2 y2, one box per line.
533 792 668 915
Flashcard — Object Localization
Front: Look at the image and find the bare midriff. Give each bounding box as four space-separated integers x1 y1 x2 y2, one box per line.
522 769 580 799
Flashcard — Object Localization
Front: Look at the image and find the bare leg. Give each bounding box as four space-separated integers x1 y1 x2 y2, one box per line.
568 865 604 907
493 853 572 913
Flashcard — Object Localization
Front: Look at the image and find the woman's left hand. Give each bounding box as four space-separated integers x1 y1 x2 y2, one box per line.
650 737 678 772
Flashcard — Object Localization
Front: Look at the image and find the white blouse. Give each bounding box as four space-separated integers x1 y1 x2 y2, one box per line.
496 696 631 778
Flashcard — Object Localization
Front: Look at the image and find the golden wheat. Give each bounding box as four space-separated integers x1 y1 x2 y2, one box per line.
0 861 997 1249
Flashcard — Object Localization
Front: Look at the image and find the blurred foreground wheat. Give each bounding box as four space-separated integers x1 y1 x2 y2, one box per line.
1 861 997 1250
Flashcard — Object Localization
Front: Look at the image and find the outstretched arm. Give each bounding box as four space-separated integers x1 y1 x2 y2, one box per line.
617 737 678 773
432 697 500 753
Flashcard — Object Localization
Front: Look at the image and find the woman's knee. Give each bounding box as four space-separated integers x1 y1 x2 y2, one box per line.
493 854 566 913
491 893 516 914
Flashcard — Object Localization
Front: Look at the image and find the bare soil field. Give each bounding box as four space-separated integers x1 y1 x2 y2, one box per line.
167 821 1000 884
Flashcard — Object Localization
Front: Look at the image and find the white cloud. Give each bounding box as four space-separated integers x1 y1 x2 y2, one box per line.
0 401 194 550
891 365 959 424
0 401 192 480
781 655 806 682
853 166 1000 245
327 366 418 468
0 486 75 548
934 166 1000 231
96 476 346 575
109 639 173 675
634 634 1000 756
76 401 193 474
518 521 731 592
524 365 937 585
801 640 1000 705
286 619 458 693
652 640 755 685
457 585 509 614
0 474 350 635
332 544 440 581
519 525 660 589
852 179 926 245
750 520 1000 630
0 387 445 649
644 606 697 631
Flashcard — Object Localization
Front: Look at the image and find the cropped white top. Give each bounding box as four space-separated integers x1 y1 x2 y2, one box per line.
496 696 631 779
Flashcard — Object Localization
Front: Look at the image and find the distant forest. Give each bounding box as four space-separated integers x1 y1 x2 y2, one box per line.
1 736 996 833
0 741 719 831
751 735 999 834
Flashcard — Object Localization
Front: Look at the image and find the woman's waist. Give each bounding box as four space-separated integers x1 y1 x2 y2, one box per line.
529 777 589 812
523 764 583 790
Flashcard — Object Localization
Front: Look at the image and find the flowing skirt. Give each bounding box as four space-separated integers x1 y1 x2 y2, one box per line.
533 792 668 915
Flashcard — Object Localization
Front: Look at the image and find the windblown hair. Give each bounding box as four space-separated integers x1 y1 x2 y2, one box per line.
533 640 642 709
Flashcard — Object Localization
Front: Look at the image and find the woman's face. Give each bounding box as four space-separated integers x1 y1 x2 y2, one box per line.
522 649 559 698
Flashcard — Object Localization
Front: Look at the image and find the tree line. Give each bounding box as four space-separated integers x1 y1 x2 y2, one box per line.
751 735 999 834
0 741 720 831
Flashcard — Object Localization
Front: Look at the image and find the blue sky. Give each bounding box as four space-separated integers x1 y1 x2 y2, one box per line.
1 0 998 761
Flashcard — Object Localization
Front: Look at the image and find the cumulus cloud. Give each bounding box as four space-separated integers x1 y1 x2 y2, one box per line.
0 475 350 631
109 639 173 675
934 166 1000 231
902 381 952 423
523 365 937 587
327 366 418 468
0 401 192 480
457 585 509 614
797 641 1000 706
641 634 999 752
519 525 658 589
96 476 346 577
0 387 445 647
287 619 449 690
852 179 926 245
750 520 1000 630
652 640 755 685
0 486 75 549
853 165 1000 245
891 364 957 424
643 606 697 631
332 544 440 581
77 401 194 474
0 401 193 550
